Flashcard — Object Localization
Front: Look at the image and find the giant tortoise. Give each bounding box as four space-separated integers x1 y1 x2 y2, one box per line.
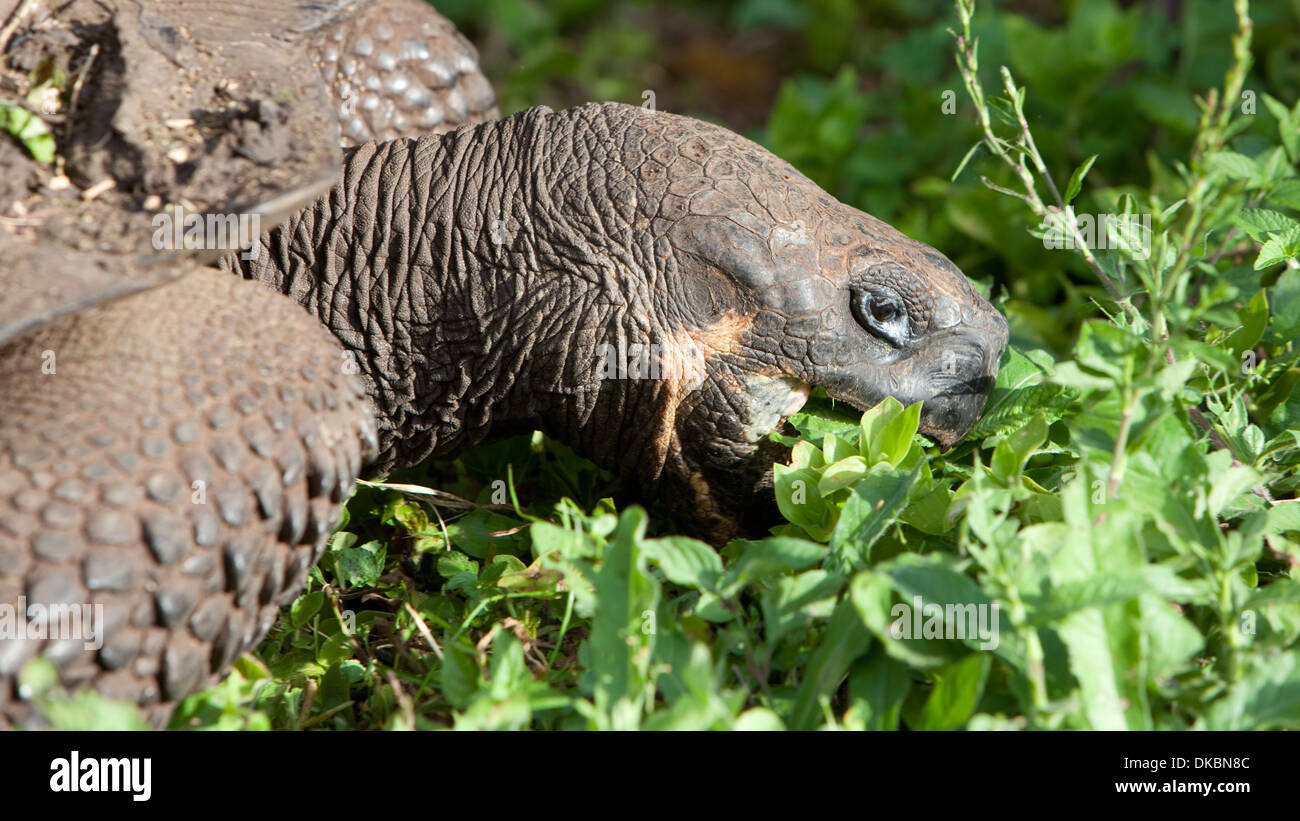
0 0 1008 727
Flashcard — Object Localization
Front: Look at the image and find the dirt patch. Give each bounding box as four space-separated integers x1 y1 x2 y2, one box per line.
0 0 351 341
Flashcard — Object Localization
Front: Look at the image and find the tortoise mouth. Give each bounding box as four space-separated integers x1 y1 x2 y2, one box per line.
815 327 1002 450
735 375 811 444
820 380 993 450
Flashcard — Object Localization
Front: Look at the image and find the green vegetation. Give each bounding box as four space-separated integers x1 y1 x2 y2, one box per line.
29 0 1300 730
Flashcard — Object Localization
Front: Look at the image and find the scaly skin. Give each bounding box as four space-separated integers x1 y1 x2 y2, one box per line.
310 0 499 144
0 270 376 728
228 102 1008 538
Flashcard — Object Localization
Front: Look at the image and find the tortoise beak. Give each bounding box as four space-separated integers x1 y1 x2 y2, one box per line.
821 311 1008 450
918 321 1007 448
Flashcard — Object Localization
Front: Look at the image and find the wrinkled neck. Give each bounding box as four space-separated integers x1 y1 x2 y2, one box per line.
225 107 664 478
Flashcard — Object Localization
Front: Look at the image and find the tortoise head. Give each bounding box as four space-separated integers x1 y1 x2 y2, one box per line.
587 106 1008 537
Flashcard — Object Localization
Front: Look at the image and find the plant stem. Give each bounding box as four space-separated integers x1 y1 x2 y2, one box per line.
952 0 1136 318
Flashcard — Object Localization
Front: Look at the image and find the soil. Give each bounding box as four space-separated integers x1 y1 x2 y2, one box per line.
0 0 349 342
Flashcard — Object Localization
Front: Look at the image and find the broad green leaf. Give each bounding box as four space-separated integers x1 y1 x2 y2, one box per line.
1208 151 1257 180
970 346 1073 438
1202 652 1300 730
774 463 835 541
1262 92 1300 161
440 642 480 710
851 581 952 670
817 455 868 496
821 431 857 464
1266 178 1300 210
875 401 923 466
329 538 386 589
761 569 844 645
910 653 991 730
641 535 723 591
1223 289 1269 356
718 537 827 596
990 412 1048 485
1265 500 1300 535
1232 208 1300 242
589 507 658 729
859 397 906 464
1255 227 1300 269
1139 595 1203 679
733 707 786 731
290 591 324 628
447 509 528 558
845 648 910 731
829 463 920 571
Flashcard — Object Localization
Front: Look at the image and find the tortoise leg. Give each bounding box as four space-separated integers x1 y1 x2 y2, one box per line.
0 269 376 728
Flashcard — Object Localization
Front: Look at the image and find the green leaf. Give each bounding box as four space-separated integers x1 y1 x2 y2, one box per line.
1139 596 1203 679
787 597 871 730
990 412 1048 484
845 648 910 730
761 569 843 645
1224 289 1269 356
987 95 1019 128
487 630 532 702
1056 605 1138 729
950 140 982 183
440 642 481 710
911 653 991 730
859 396 906 464
641 535 723 591
818 455 868 496
1265 500 1300 535
1064 154 1098 204
1202 652 1300 730
290 591 324 628
1269 267 1300 342
1208 151 1257 181
0 104 55 163
875 401 923 466
329 537 386 589
829 463 920 572
774 462 835 541
1031 567 1212 622
852 554 1017 672
780 398 862 446
1266 178 1300 210
1254 227 1300 270
447 509 527 558
437 550 478 579
1232 208 1300 242
901 480 953 536
733 707 786 731
1262 92 1300 161
970 346 1073 438
589 507 658 729
718 537 826 596
821 431 857 464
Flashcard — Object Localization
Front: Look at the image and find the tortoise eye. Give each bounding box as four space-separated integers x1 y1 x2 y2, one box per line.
852 288 908 347
869 295 898 323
